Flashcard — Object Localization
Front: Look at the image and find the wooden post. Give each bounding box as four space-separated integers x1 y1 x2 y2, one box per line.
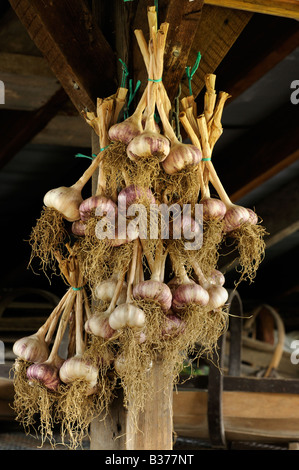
89 128 174 450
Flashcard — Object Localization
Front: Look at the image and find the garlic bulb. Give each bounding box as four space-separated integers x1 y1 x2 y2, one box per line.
172 283 209 311
207 285 228 309
72 219 86 236
13 333 49 363
94 277 127 305
44 186 83 222
118 184 155 209
108 87 147 144
127 130 170 163
59 356 99 396
85 315 116 339
162 141 201 175
133 280 172 312
26 356 64 391
201 197 226 221
207 269 225 287
223 205 250 233
162 314 185 339
43 150 106 222
79 196 117 222
157 94 201 174
247 208 258 225
109 303 145 330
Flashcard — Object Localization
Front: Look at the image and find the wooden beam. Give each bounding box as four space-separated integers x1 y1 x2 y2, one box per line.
9 0 117 114
205 0 299 20
219 173 299 275
0 87 68 170
182 5 253 99
214 14 299 102
0 52 61 111
213 101 299 202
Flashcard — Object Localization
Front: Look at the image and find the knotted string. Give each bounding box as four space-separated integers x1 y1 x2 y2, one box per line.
185 51 202 96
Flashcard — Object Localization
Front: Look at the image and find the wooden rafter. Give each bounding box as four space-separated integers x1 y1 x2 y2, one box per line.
182 5 253 100
9 0 117 114
213 101 299 202
205 0 299 20
0 87 68 170
214 13 299 101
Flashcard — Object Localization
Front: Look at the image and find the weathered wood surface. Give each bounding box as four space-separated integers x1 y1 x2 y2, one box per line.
205 0 299 20
9 0 117 113
173 389 299 443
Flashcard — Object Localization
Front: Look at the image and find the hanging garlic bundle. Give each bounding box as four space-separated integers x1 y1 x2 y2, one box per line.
12 244 114 449
28 124 109 275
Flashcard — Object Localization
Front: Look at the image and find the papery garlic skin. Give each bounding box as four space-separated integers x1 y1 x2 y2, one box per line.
172 283 209 311
247 208 258 225
108 303 145 330
162 314 186 339
59 356 99 396
79 196 117 222
207 286 228 309
94 279 127 305
126 131 170 163
84 315 116 339
13 334 49 363
223 205 250 233
118 185 156 209
72 219 86 236
108 118 142 145
207 269 225 287
162 142 201 175
43 186 83 222
26 362 62 391
133 280 172 312
201 197 227 221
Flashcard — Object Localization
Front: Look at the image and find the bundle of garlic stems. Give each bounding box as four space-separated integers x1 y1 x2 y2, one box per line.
12 244 113 448
179 74 266 283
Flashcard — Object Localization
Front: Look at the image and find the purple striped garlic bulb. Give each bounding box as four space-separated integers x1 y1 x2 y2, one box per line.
223 205 250 233
172 283 209 311
133 280 172 312
79 196 117 222
201 197 227 221
26 356 64 391
13 333 49 364
162 313 186 339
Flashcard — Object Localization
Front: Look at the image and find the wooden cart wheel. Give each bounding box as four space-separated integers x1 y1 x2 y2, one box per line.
244 304 285 378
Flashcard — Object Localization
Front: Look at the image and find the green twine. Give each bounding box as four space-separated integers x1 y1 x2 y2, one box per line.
119 58 129 89
123 78 141 120
75 153 97 160
75 146 109 160
185 51 202 96
148 78 162 83
202 158 211 161
72 286 84 291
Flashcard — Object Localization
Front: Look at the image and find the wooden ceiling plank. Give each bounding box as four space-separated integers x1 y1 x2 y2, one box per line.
0 87 68 170
212 101 299 202
205 0 299 20
9 0 117 114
